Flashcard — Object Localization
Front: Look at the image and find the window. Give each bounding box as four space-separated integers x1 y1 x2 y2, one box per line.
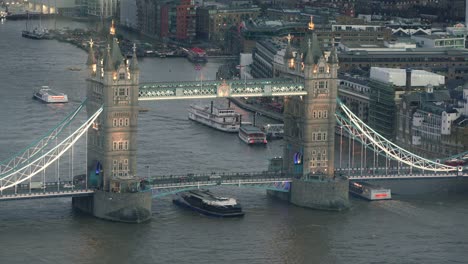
119 88 126 96
125 118 129 126
319 67 325 73
113 140 129 151
119 72 125 80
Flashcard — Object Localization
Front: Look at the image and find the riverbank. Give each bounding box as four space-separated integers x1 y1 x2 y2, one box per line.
229 98 284 122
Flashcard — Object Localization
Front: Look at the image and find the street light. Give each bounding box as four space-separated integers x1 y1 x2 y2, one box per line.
146 165 150 179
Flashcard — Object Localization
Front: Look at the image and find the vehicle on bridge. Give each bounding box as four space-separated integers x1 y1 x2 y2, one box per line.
349 181 391 201
444 158 466 167
30 182 45 190
173 189 244 217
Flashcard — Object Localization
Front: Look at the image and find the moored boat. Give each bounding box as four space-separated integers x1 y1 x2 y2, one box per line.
188 102 241 132
173 189 244 217
262 123 284 140
33 86 68 103
349 181 391 200
239 125 267 145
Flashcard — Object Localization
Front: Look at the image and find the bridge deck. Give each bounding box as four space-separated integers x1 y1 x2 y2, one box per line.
0 189 94 201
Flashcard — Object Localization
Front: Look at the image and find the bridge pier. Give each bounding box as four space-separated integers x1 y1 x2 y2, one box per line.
72 191 152 223
289 177 350 211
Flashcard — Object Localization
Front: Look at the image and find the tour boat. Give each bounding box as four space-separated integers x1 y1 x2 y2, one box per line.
349 181 391 200
173 189 244 217
238 125 267 145
188 103 241 132
33 86 68 103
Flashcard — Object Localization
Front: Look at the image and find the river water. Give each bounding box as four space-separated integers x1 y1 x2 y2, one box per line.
0 19 468 264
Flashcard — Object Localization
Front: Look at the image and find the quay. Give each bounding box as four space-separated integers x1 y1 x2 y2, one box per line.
229 98 284 122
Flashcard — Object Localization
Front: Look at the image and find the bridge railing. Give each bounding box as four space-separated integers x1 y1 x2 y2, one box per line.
145 171 288 186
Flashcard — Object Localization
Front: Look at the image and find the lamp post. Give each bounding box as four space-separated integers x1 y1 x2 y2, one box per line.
146 165 150 180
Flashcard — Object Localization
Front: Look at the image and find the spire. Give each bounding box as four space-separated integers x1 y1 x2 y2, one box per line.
110 19 116 36
304 33 322 65
104 44 114 71
86 39 96 66
129 43 139 71
328 38 339 64
308 16 314 31
111 37 124 68
284 34 294 60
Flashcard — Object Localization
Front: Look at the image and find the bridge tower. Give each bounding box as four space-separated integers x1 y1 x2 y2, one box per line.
283 26 349 210
72 22 152 223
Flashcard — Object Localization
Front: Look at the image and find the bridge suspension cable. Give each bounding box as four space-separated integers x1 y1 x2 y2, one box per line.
337 99 458 172
0 100 86 175
0 106 103 191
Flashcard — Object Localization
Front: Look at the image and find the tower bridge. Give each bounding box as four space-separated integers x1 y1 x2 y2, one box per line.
0 23 466 223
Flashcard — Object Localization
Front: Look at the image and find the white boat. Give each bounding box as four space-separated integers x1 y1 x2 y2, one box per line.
33 86 68 103
238 125 267 145
188 103 241 132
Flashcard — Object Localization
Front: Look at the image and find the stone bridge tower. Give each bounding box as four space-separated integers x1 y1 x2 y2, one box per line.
282 29 349 210
72 22 152 223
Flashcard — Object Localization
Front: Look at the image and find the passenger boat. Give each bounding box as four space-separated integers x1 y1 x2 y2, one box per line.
33 86 68 103
262 124 284 140
349 181 391 200
239 125 267 145
188 102 241 132
173 189 244 217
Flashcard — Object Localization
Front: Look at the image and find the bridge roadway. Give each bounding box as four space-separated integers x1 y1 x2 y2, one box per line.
1 169 467 201
0 183 94 201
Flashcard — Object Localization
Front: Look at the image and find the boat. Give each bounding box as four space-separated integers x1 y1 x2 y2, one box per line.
262 124 284 140
21 12 50 39
33 86 68 103
349 181 391 200
186 47 207 63
67 66 81 71
239 125 267 145
172 189 244 217
188 102 241 132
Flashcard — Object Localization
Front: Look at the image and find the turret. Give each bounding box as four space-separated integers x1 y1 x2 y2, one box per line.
86 39 97 76
104 44 114 72
304 33 322 66
129 43 139 72
284 34 295 69
327 38 339 65
129 43 140 84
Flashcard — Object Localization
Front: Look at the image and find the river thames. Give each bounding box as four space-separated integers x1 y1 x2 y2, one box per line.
0 19 467 264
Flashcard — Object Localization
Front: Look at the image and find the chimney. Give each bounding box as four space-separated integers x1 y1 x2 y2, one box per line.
406 68 412 94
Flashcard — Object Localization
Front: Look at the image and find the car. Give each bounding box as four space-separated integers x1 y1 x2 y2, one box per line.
63 183 75 188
